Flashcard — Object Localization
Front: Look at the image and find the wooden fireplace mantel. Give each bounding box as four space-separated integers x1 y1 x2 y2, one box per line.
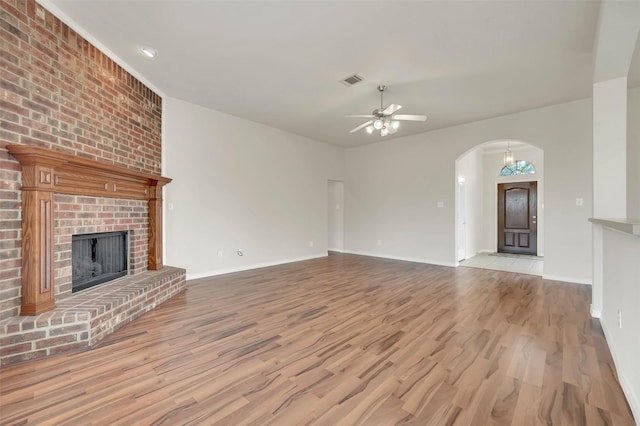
7 145 172 315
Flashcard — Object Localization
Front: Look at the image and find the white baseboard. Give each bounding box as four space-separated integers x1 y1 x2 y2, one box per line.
542 274 592 285
459 251 479 261
600 317 640 424
185 254 327 281
343 250 456 268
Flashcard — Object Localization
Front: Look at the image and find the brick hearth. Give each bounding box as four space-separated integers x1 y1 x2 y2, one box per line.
0 266 185 366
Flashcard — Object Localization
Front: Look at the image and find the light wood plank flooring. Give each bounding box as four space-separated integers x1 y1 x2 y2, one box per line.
0 253 635 425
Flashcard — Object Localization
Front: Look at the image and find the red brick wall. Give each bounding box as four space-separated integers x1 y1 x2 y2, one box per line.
0 0 163 320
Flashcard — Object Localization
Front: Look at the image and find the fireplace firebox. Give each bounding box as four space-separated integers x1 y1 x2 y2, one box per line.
72 231 129 293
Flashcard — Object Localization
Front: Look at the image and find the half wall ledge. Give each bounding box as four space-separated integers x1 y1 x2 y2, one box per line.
588 218 640 236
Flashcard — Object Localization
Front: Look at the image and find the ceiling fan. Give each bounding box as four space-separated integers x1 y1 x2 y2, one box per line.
347 85 427 136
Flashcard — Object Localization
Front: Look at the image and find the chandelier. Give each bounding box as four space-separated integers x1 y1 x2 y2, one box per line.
503 141 514 166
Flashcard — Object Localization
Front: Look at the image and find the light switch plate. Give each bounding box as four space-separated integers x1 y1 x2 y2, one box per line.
576 198 583 206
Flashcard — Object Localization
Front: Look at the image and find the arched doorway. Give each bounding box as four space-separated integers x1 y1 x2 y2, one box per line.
455 140 544 275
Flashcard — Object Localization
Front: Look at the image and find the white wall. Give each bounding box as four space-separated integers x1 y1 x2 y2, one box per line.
480 145 544 255
456 149 483 260
600 228 640 421
164 98 344 278
628 87 640 218
345 98 592 283
594 78 628 218
344 135 458 265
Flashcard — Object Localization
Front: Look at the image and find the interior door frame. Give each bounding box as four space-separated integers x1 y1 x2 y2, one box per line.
494 179 541 256
457 177 467 262
327 180 344 253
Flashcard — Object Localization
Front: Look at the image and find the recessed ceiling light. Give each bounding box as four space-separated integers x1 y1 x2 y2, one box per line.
140 46 158 58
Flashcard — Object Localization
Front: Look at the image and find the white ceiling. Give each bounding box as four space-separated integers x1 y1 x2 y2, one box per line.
48 0 606 148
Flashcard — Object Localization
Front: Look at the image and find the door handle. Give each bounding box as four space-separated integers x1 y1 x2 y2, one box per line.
532 221 537 224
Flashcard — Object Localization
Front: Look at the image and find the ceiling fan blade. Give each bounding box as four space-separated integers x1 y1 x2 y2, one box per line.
393 114 427 122
345 115 375 118
382 104 402 115
349 121 373 133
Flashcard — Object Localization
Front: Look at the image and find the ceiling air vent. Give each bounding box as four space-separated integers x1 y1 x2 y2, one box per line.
341 74 364 86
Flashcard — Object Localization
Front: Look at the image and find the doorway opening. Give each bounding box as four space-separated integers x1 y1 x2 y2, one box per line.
455 140 544 275
328 180 344 253
457 176 467 261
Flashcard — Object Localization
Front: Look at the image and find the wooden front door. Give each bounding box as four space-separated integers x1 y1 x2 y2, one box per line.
497 182 537 255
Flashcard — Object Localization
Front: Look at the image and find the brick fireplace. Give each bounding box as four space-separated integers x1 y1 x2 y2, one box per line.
0 0 186 364
7 144 172 314
0 135 188 368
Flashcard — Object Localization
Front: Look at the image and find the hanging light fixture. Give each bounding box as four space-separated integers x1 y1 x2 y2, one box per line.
347 85 427 136
360 86 402 137
503 141 514 166
366 117 399 136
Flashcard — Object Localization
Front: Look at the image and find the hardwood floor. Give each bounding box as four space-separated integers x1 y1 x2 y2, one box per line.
0 253 635 425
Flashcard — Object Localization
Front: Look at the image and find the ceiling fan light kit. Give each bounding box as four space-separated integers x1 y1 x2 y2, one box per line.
367 117 399 136
348 85 426 137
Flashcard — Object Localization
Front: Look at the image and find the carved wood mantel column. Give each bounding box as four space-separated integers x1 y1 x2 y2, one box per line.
7 145 172 315
19 163 56 315
148 183 164 270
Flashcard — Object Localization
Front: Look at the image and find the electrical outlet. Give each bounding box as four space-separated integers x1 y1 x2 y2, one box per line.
618 309 622 328
309 241 314 247
217 250 223 258
376 240 382 246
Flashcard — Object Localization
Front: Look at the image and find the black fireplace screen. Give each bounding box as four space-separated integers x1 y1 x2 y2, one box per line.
72 231 128 293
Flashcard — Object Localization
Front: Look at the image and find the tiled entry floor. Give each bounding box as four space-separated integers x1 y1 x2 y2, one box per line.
459 252 543 276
